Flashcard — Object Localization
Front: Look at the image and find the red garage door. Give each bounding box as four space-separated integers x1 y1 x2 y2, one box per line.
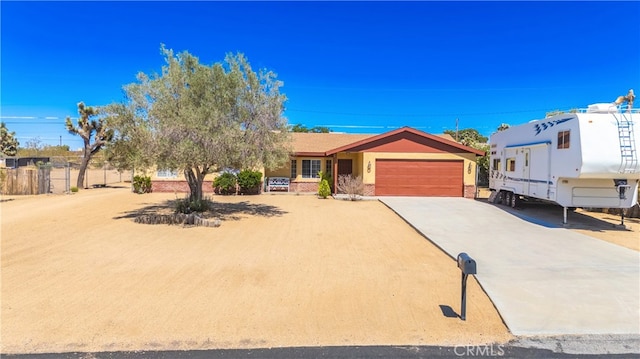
375 159 463 196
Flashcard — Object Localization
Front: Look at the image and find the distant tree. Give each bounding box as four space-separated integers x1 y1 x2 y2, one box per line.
1 122 19 156
545 108 578 118
289 124 331 133
444 128 488 147
290 124 309 132
65 102 115 188
310 126 331 133
112 46 291 204
497 123 510 131
18 144 72 158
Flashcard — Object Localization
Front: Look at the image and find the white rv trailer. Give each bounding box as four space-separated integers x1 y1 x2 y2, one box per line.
488 103 639 223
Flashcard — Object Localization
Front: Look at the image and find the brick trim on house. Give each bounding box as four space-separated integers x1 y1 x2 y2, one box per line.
152 181 215 193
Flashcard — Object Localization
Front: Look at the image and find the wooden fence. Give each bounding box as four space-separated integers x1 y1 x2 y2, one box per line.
1 167 51 195
1 166 133 195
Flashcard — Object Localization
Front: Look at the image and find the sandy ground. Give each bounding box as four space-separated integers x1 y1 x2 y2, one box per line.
1 187 512 354
2 188 637 354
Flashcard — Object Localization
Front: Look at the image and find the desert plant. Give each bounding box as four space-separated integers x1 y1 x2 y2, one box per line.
237 169 262 195
318 179 331 199
213 172 237 195
132 175 152 194
318 170 333 192
70 186 79 193
175 196 211 214
337 174 364 201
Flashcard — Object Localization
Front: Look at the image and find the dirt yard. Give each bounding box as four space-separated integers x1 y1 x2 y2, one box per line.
2 187 637 354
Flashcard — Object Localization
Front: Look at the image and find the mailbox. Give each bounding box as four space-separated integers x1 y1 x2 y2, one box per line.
456 252 477 321
457 252 477 275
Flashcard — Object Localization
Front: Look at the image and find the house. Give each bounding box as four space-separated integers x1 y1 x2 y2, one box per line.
149 126 485 197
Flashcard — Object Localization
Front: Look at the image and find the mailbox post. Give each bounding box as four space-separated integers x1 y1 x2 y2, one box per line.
457 252 477 321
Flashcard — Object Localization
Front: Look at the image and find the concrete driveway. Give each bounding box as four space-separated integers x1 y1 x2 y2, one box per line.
380 197 640 336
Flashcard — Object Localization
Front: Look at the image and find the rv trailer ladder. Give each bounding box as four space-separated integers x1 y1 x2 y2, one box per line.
614 112 638 174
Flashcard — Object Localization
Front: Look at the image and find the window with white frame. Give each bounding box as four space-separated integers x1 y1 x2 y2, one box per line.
302 159 321 178
157 169 179 178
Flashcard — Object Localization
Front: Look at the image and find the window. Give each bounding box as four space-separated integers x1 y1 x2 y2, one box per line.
157 169 178 178
492 158 501 171
325 160 332 177
506 158 516 172
558 130 570 149
290 159 297 179
302 159 321 178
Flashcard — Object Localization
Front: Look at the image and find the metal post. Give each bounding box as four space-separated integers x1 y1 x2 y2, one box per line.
461 273 468 321
563 206 568 225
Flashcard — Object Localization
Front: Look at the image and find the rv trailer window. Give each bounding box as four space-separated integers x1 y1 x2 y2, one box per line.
506 158 516 172
492 158 501 170
557 130 570 149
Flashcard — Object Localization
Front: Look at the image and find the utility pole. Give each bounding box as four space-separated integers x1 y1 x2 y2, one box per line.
455 118 459 141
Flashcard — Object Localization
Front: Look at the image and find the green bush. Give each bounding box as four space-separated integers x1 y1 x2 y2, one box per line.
175 196 211 214
318 179 331 198
70 186 79 193
237 169 262 195
318 170 333 191
213 172 237 195
132 175 152 194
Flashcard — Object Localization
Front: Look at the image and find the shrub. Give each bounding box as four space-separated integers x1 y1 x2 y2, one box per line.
175 196 211 214
132 175 152 194
318 170 333 192
318 179 331 199
213 172 237 195
337 174 364 201
237 169 262 195
70 186 79 193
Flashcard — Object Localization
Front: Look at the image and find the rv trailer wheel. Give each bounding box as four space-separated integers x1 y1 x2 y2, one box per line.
504 192 512 206
496 191 504 204
510 193 518 208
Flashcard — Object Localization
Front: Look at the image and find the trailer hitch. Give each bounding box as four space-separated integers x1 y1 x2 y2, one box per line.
614 179 629 200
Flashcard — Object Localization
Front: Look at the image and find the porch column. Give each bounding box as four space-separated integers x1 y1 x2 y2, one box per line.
332 154 338 195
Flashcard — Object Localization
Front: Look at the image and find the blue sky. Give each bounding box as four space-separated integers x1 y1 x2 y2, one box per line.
2 1 639 149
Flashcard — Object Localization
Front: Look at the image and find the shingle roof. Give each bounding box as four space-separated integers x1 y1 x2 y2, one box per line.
291 132 374 155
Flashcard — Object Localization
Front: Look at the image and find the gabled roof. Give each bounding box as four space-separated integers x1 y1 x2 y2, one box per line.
325 127 486 156
290 127 485 157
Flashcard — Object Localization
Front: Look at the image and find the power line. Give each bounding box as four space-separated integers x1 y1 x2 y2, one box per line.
285 107 553 118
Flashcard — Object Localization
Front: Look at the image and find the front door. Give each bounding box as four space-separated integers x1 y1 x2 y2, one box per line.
338 159 353 177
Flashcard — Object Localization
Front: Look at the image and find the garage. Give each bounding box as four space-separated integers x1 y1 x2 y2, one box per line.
375 159 464 196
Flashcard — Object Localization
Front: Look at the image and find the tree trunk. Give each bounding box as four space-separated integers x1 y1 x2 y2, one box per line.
184 168 204 202
76 148 92 188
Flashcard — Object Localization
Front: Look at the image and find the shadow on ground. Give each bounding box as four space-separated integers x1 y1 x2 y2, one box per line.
114 200 288 222
478 198 635 233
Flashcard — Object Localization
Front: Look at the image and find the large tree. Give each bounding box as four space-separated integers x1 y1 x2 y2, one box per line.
66 102 115 188
444 128 488 147
113 46 291 202
1 122 19 156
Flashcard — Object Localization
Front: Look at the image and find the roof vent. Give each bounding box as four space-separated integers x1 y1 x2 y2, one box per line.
587 103 618 113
